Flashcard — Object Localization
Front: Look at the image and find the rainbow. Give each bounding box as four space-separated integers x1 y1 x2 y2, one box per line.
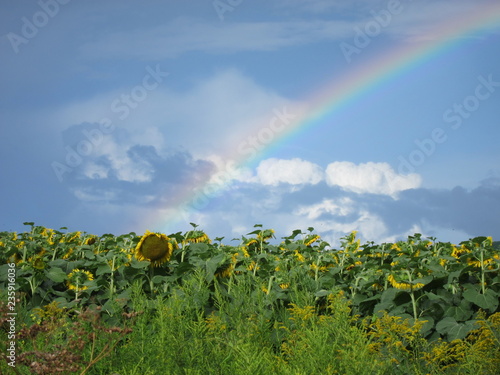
148 3 500 234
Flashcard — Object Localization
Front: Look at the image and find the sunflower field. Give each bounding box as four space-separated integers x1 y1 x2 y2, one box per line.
1 222 500 374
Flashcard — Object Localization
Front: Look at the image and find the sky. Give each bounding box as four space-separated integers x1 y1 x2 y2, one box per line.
1 0 499 246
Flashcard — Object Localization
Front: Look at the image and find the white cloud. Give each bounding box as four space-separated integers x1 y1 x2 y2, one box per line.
52 69 298 162
291 196 389 245
275 0 497 44
79 19 354 60
275 0 379 13
92 136 154 183
82 162 109 180
325 161 421 197
294 197 354 220
73 188 118 202
256 158 324 186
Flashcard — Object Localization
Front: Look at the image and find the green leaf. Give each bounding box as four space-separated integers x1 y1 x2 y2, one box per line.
373 302 393 316
83 250 95 260
436 317 477 340
436 317 458 335
463 288 498 311
314 289 331 298
45 267 67 283
205 253 226 281
96 264 112 276
445 301 473 322
418 316 435 337
447 270 463 284
247 230 262 235
152 275 169 285
130 259 150 269
424 292 443 301
380 288 399 303
413 275 433 285
0 264 11 282
448 320 477 341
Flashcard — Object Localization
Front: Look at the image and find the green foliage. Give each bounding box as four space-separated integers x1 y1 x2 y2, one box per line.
1 224 499 374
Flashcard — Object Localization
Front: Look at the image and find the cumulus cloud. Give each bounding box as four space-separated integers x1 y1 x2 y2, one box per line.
294 197 355 219
256 158 324 186
52 69 299 162
325 161 421 197
288 196 392 245
63 135 215 205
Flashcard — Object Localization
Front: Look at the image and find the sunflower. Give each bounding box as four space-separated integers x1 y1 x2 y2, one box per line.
84 236 97 245
62 247 74 260
387 274 425 291
30 255 46 270
135 230 175 267
294 250 305 262
184 230 211 244
67 269 94 291
257 229 275 242
109 248 133 270
304 234 320 247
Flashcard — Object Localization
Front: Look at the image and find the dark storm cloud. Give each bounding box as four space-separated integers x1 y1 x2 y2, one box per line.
66 143 216 206
364 179 500 238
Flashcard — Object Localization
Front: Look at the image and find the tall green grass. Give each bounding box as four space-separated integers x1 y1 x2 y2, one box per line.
3 268 499 374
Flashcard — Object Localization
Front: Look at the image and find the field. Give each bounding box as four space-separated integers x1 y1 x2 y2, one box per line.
1 223 500 374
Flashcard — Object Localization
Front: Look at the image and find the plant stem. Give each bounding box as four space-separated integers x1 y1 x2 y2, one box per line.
109 256 115 300
149 266 155 294
314 255 322 281
406 270 418 320
480 247 486 294
266 276 274 295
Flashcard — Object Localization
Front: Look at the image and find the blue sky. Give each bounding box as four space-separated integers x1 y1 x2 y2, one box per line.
1 0 499 246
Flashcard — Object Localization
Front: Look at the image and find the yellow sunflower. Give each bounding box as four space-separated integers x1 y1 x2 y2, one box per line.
135 230 175 267
84 236 97 245
67 269 94 291
387 274 425 291
184 230 211 244
257 229 275 242
30 255 46 270
304 234 320 247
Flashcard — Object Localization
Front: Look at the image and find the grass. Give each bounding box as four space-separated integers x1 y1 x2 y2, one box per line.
2 269 500 375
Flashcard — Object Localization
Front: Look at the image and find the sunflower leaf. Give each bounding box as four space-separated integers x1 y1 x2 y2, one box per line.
45 267 67 283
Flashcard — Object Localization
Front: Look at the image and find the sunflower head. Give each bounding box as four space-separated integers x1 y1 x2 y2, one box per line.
257 229 275 242
67 269 94 291
85 236 97 245
136 230 175 267
31 256 46 270
184 230 211 244
304 234 321 247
